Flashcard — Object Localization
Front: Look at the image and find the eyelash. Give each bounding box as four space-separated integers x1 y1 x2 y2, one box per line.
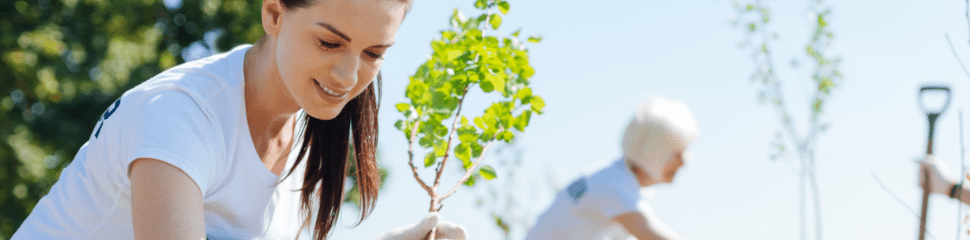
319 40 384 60
319 40 340 49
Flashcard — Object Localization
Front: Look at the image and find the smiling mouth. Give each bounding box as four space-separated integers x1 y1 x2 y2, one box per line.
314 79 347 98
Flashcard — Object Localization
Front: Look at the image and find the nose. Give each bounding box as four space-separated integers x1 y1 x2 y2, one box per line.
329 53 359 91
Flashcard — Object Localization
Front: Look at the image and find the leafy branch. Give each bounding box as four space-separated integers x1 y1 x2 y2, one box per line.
395 0 543 237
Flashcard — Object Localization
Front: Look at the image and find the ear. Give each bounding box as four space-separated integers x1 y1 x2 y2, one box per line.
261 0 285 37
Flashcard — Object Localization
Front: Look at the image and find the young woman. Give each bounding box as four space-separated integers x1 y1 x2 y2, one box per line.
525 96 698 240
12 0 467 239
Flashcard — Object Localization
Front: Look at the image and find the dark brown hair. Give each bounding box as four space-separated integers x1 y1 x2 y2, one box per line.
275 1 410 239
286 78 380 240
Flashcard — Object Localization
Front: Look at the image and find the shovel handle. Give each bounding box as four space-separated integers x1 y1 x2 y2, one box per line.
919 168 931 240
918 86 952 117
917 85 950 240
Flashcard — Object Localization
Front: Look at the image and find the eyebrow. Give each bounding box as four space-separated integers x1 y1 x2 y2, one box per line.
317 22 396 48
317 22 351 42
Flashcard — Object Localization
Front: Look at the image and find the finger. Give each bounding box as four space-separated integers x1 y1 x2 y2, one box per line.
434 221 467 240
409 212 440 237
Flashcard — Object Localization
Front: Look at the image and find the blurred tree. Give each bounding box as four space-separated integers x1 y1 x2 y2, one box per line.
0 1 383 238
732 0 842 240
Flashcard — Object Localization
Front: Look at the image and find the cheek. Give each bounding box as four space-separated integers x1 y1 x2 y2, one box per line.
275 38 300 83
279 41 313 80
351 64 381 96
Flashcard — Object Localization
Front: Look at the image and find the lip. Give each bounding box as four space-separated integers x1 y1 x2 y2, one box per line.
313 78 348 104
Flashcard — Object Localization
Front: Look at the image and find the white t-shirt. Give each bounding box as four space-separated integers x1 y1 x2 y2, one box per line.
525 158 642 240
13 45 312 240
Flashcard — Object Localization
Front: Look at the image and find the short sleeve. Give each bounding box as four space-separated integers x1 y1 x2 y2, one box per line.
590 181 641 219
121 90 223 198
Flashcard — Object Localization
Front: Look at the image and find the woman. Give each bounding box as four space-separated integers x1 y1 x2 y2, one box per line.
12 0 466 239
525 96 697 240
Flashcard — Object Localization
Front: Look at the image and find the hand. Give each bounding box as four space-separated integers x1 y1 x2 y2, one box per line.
374 212 467 240
918 155 958 195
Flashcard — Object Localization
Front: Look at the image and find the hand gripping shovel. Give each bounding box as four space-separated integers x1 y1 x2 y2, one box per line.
918 85 952 240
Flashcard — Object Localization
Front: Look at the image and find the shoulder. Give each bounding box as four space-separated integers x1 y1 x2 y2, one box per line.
588 160 639 193
130 44 251 102
116 45 253 129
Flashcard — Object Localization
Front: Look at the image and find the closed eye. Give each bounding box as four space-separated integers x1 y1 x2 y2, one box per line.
320 40 340 49
365 51 384 60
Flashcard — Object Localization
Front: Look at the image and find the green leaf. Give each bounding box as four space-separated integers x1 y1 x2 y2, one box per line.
480 128 497 141
431 91 450 110
520 65 535 79
480 165 497 180
500 130 514 142
530 95 545 113
395 103 409 112
458 126 479 143
419 136 433 148
461 116 469 126
471 142 484 157
406 80 428 102
527 35 542 43
514 110 531 131
464 173 479 186
434 139 447 157
500 114 514 129
481 80 495 93
515 87 532 102
498 1 510 15
424 152 436 167
395 120 405 131
489 14 502 30
490 74 506 94
446 49 463 62
512 29 521 37
469 72 481 83
485 114 499 129
455 143 472 168
451 74 468 86
434 122 448 137
474 0 488 9
474 116 487 129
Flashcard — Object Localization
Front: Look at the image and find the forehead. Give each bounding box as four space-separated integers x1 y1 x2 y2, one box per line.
293 0 406 44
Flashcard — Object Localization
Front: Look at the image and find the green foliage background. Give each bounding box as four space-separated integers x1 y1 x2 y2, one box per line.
0 1 383 238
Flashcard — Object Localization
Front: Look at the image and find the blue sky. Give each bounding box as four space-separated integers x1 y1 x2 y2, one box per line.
185 0 970 239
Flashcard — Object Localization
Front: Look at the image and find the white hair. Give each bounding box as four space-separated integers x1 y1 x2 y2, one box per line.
621 96 699 181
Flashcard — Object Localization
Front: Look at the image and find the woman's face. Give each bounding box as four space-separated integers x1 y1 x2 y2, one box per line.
271 0 406 120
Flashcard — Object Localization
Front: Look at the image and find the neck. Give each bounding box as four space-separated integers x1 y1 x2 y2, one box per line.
244 36 300 157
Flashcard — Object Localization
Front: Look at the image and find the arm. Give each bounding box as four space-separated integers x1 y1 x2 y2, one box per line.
918 155 970 206
613 212 679 240
130 158 206 240
954 184 970 206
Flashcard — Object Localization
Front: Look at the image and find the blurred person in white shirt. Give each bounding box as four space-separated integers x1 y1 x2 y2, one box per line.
526 96 699 240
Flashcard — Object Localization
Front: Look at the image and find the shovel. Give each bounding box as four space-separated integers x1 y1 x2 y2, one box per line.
918 85 952 240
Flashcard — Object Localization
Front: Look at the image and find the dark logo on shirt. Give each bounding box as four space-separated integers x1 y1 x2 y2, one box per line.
566 178 588 203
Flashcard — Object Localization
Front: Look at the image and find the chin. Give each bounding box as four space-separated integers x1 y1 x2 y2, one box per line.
662 173 677 183
303 106 344 121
